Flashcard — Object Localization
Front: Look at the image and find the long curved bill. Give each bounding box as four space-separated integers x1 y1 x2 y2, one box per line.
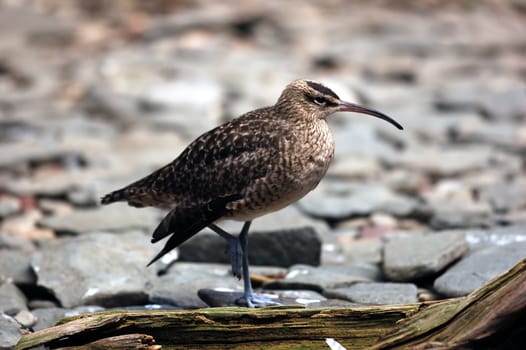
338 101 403 130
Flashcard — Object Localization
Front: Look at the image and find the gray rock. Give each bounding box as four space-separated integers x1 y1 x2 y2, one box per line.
434 242 526 297
38 203 161 234
274 290 327 305
264 263 381 292
31 308 67 331
0 282 27 315
14 309 37 327
383 231 469 281
178 227 321 267
325 282 418 305
0 249 35 285
306 299 360 308
0 233 34 251
31 231 157 308
298 180 419 220
341 238 383 264
0 197 20 218
148 263 242 308
0 313 22 350
430 202 494 229
0 141 73 168
396 146 494 176
478 178 526 213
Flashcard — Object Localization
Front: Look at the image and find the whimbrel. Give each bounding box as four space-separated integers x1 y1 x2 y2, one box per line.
101 79 403 307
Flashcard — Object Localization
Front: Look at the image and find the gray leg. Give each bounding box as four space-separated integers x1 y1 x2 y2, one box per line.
209 223 242 279
237 221 279 308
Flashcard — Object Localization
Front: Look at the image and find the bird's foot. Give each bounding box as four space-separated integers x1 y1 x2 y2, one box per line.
236 292 280 308
226 236 243 280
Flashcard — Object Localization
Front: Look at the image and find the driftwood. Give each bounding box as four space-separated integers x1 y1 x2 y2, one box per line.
16 258 526 350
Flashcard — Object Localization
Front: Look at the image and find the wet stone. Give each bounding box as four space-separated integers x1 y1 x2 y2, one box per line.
433 241 526 297
0 282 27 315
325 282 418 305
31 231 157 308
383 231 469 281
264 263 381 292
465 225 526 251
38 203 161 235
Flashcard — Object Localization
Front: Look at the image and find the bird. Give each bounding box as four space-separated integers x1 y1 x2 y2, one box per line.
101 79 403 307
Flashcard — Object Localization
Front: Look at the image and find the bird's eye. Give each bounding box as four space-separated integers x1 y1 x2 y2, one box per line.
313 96 327 106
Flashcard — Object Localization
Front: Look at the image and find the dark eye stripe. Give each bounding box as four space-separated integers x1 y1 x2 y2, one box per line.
306 81 340 100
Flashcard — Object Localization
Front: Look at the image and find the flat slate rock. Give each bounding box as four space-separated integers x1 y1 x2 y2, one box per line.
0 313 22 350
31 231 157 308
178 227 321 267
38 203 161 234
433 241 526 297
383 231 469 281
324 282 418 305
0 282 27 315
0 249 35 285
148 262 242 308
264 263 381 292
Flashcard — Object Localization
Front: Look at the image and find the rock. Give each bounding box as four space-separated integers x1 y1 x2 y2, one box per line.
325 282 418 305
0 233 34 251
433 242 526 297
0 141 74 168
14 309 37 327
31 308 67 331
396 146 494 176
430 202 494 229
383 231 469 281
38 203 161 234
1 210 55 240
0 249 35 285
0 313 22 350
340 238 383 264
148 263 242 308
0 197 21 218
298 180 419 220
178 227 321 267
478 178 526 213
264 263 381 292
0 282 27 315
31 231 157 308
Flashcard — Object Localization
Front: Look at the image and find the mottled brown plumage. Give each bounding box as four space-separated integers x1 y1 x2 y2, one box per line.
101 79 402 307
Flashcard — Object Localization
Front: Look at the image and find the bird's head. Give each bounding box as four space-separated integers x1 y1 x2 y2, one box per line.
276 79 403 130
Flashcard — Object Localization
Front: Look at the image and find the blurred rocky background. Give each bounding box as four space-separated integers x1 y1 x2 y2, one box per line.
1 0 526 348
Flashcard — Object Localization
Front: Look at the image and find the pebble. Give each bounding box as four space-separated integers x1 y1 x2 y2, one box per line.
14 309 37 327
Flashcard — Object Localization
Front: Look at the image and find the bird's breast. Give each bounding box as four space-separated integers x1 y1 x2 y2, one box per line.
227 119 334 221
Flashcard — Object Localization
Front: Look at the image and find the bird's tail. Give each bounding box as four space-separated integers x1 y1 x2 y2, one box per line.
100 188 128 205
